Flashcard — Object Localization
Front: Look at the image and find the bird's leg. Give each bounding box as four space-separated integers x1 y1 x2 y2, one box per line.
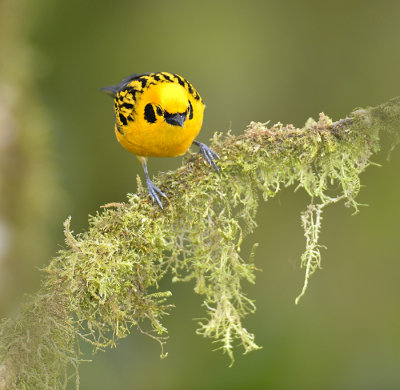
139 157 167 209
193 140 220 173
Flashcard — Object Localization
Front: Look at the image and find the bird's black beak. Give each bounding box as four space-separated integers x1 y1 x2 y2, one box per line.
165 112 187 127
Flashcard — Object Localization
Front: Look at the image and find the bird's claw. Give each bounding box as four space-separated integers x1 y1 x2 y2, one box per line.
146 178 167 209
195 141 220 173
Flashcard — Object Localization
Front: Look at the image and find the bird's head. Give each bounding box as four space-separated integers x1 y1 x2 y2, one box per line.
144 83 191 127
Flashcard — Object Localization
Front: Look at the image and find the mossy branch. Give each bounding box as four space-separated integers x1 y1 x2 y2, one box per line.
1 97 399 389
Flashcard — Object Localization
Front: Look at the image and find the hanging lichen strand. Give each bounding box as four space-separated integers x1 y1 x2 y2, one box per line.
0 97 399 389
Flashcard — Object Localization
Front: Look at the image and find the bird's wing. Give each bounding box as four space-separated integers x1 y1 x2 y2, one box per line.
100 73 152 97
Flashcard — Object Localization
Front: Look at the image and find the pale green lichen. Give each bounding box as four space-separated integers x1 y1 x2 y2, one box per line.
0 97 399 389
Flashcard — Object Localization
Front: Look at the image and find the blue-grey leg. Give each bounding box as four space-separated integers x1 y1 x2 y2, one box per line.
193 140 220 173
141 158 167 209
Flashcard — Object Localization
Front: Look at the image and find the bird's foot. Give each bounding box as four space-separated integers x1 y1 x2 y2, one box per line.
194 141 220 173
146 178 167 209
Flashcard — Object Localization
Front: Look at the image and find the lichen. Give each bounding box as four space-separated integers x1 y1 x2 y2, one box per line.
0 97 399 389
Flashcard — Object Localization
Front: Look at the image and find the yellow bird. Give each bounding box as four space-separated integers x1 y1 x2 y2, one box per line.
101 72 219 208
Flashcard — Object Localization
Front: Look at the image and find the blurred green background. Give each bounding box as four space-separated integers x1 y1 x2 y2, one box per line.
1 0 400 389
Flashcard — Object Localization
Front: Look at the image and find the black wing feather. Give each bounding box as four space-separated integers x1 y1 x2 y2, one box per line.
100 73 152 97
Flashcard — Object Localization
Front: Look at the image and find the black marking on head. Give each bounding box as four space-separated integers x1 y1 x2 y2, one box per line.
119 113 127 126
114 111 124 134
188 100 193 120
174 74 186 87
139 77 148 89
161 73 172 82
188 84 194 94
156 106 163 116
125 86 137 100
144 103 157 123
121 102 133 109
153 73 160 81
194 92 200 101
146 81 157 89
127 115 134 122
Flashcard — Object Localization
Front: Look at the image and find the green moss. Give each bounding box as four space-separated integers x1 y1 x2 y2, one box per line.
0 97 399 388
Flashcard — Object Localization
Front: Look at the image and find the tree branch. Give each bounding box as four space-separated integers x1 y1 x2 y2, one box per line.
0 97 399 389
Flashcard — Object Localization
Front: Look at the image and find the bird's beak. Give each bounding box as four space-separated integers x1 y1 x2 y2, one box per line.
165 112 187 127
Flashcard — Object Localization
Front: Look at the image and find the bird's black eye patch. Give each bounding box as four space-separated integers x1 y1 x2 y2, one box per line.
188 100 193 120
144 103 157 123
156 106 163 116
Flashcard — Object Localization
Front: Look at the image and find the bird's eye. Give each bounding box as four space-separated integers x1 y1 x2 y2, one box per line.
156 106 163 116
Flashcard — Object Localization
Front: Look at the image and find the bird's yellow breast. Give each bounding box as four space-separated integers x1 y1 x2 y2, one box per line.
113 72 205 158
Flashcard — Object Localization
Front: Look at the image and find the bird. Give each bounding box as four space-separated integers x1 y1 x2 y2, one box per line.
101 72 219 209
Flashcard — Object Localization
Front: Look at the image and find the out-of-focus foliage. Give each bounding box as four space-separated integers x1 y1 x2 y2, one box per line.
0 0 61 313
